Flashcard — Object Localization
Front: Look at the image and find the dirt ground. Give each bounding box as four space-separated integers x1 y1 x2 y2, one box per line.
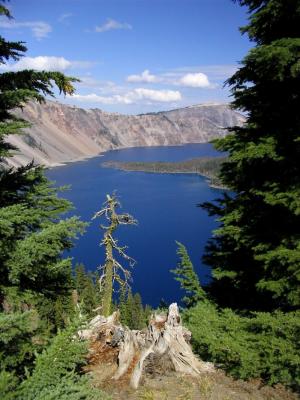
85 327 298 400
89 359 298 400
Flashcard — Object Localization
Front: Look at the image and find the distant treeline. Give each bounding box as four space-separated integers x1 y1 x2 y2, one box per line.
102 156 227 189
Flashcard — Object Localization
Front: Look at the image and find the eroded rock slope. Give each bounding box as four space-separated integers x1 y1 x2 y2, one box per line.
9 100 244 167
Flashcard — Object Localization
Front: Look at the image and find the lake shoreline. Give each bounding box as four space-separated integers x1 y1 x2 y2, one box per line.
107 167 227 190
44 141 215 169
101 158 228 190
46 143 221 307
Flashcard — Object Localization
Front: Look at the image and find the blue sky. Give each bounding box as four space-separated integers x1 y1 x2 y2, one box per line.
1 0 252 114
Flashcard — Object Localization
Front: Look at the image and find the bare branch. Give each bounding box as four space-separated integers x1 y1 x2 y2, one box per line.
93 193 137 316
92 207 110 220
117 213 138 226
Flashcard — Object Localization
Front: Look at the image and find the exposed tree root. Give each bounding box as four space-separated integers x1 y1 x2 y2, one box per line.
79 303 214 389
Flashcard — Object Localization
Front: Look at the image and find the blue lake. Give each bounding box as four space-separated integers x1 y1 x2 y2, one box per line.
46 143 222 307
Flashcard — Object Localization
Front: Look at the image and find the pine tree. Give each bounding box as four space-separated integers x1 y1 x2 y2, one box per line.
74 264 99 317
93 194 137 316
171 241 206 308
132 293 145 330
143 304 152 326
158 298 168 311
0 0 85 383
81 274 99 316
119 285 129 326
74 264 88 296
202 0 300 311
18 322 110 400
125 288 134 328
118 288 147 329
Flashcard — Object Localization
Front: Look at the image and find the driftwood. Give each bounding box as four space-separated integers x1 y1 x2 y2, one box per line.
79 303 214 389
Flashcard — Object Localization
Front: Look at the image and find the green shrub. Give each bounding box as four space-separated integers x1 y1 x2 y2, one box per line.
184 302 300 389
0 370 19 400
18 324 110 400
0 311 39 375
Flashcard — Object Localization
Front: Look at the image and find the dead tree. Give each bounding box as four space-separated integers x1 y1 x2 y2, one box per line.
92 194 137 316
79 303 214 389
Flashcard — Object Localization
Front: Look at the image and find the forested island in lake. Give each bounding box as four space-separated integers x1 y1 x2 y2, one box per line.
102 156 227 189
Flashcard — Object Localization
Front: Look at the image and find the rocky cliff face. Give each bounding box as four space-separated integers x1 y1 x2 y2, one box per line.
8 100 244 167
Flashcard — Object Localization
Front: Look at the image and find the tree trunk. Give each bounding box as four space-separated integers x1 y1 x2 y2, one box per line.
101 237 113 317
80 303 214 389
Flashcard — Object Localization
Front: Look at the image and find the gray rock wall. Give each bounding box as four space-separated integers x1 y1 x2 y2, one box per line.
8 101 244 167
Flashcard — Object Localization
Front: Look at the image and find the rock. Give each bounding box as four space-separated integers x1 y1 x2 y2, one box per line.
8 100 245 167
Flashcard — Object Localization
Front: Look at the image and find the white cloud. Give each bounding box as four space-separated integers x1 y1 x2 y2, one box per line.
194 65 237 80
126 69 213 88
1 56 94 72
71 93 130 105
163 65 237 81
178 72 210 88
78 77 125 95
13 56 70 71
133 88 181 102
70 60 96 69
58 13 73 23
0 19 51 39
69 88 181 105
95 18 132 33
127 70 160 83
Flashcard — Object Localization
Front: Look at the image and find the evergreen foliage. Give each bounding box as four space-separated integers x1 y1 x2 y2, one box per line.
202 0 300 310
125 289 134 327
118 288 150 329
143 304 152 325
119 285 130 326
132 293 145 329
0 369 19 400
157 298 168 311
184 302 300 389
0 310 39 376
74 264 100 317
0 0 87 392
0 157 86 375
18 323 110 400
102 156 227 188
171 241 206 307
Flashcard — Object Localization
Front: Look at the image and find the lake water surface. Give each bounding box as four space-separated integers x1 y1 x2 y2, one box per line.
46 143 222 307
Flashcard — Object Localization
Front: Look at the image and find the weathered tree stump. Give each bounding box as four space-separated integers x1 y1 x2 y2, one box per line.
79 303 214 389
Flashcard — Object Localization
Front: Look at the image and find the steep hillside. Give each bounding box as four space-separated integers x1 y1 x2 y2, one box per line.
8 100 244 167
